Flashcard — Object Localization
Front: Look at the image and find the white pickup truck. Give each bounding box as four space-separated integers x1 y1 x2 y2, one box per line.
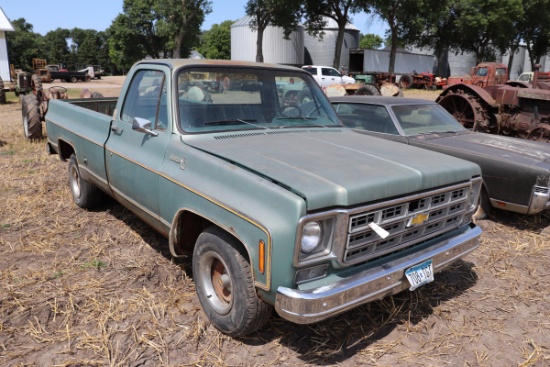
302 65 355 88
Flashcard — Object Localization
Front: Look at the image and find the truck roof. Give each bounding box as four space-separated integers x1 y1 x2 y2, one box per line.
134 58 304 72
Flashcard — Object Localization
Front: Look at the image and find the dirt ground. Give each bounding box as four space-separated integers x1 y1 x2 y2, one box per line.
1 83 549 367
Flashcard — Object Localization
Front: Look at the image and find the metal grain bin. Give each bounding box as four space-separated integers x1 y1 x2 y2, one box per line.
231 16 304 66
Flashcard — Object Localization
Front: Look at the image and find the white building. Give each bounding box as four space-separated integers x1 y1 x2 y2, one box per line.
0 7 14 82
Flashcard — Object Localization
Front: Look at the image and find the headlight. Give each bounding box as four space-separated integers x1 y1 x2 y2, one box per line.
301 221 322 253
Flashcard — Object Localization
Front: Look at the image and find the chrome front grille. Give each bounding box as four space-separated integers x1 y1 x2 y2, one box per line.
344 186 470 265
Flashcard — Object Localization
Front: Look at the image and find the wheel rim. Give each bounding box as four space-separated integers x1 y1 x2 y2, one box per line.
23 115 29 137
199 250 233 315
438 92 481 130
69 163 81 199
527 126 550 142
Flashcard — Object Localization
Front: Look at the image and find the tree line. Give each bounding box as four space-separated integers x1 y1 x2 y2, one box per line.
7 0 550 77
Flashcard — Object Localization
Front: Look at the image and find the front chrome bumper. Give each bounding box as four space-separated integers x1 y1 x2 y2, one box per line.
528 186 550 214
274 225 482 324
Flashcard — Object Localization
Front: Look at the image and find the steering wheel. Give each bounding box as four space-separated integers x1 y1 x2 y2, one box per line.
278 105 302 118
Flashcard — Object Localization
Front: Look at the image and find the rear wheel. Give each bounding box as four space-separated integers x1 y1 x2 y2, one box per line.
399 74 413 89
70 76 78 83
31 74 43 93
193 227 272 336
21 94 43 140
68 155 104 209
437 90 489 131
527 126 550 142
355 83 381 96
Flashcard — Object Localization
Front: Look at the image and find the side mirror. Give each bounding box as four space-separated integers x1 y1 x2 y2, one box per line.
132 117 159 136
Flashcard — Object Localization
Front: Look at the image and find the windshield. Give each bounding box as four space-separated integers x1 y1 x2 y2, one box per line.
177 67 341 133
391 104 466 135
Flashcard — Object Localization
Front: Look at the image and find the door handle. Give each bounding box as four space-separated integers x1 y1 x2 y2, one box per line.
111 126 123 133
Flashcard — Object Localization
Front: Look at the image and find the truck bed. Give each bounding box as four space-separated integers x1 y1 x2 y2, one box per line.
66 97 118 116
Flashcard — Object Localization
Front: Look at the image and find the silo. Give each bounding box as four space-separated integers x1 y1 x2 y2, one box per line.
303 17 360 70
231 16 304 66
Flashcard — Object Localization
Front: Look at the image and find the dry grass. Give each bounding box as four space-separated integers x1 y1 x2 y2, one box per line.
1 97 550 367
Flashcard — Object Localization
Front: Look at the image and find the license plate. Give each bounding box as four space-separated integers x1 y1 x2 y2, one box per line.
405 259 434 291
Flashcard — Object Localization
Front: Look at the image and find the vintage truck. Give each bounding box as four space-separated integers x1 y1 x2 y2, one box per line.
45 59 483 336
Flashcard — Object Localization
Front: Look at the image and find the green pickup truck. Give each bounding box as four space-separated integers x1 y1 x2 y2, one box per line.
45 59 483 336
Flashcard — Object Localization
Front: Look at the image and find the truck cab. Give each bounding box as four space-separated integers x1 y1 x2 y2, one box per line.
302 65 355 88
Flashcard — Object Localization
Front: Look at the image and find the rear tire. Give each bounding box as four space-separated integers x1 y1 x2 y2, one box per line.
31 74 43 93
21 94 43 140
68 155 104 209
355 83 381 96
399 74 413 89
193 227 272 336
70 76 78 83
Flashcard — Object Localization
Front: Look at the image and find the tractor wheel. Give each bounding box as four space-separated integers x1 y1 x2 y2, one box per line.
31 74 43 93
437 90 489 131
527 125 550 142
21 94 43 140
355 83 381 96
399 74 413 89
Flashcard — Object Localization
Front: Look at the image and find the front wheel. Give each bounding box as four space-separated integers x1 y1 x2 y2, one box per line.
193 227 272 336
68 155 104 209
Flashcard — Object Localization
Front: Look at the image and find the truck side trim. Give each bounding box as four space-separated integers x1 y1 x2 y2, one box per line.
106 147 274 291
274 225 481 324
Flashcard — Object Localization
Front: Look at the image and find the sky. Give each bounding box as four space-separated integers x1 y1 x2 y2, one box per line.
1 0 387 36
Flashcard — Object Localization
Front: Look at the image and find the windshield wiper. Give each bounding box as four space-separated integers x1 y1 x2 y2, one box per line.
416 130 459 135
204 118 268 130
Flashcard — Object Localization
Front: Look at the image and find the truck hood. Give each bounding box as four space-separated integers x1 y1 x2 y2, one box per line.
412 131 550 168
184 129 480 211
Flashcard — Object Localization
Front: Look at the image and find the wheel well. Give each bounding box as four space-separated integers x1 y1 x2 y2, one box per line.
58 140 75 161
170 210 248 260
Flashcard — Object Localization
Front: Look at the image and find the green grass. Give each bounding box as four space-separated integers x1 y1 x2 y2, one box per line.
81 259 108 270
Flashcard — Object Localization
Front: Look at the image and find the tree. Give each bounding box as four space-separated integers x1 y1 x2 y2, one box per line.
304 0 365 69
359 33 383 49
70 29 103 69
362 0 422 75
520 0 550 69
156 0 212 58
199 20 233 59
245 0 303 63
5 18 44 71
451 0 523 64
42 28 71 68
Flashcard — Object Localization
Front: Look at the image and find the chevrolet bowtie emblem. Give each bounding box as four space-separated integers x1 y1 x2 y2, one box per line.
407 212 430 227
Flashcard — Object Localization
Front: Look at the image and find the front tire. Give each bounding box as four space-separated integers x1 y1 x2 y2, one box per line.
68 155 104 209
193 227 272 336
